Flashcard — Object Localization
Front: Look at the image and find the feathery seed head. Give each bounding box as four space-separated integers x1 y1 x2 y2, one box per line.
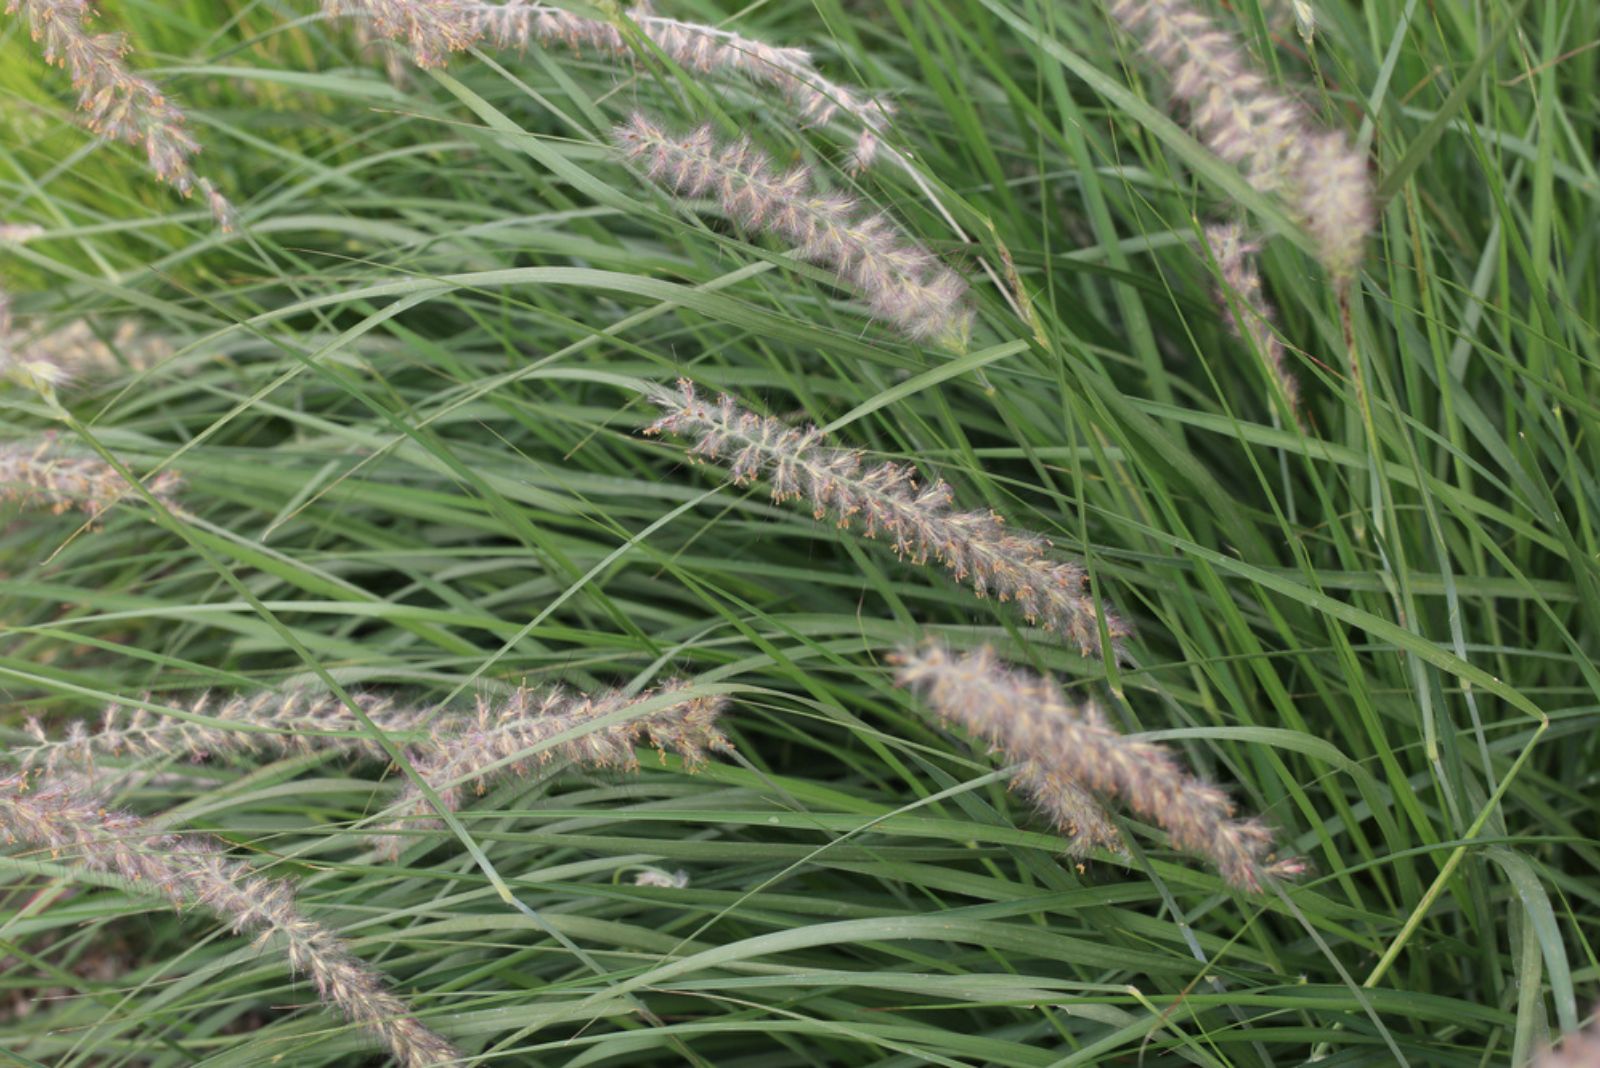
1296 129 1373 280
371 680 730 859
322 0 478 66
894 642 1303 892
1106 0 1372 277
0 436 182 519
15 690 428 782
2 302 175 390
616 113 971 345
648 380 1129 658
0 773 458 1065
5 0 233 228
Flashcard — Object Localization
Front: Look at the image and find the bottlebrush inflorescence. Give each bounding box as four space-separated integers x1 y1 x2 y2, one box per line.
647 379 1129 658
895 642 1304 892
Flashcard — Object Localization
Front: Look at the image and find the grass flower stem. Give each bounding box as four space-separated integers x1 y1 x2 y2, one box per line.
0 773 458 1065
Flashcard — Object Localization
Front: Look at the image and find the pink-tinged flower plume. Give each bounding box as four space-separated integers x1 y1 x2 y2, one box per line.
1205 222 1298 414
322 0 478 67
1535 1009 1600 1068
0 773 458 1065
3 0 234 229
647 380 1129 658
371 680 730 859
327 2 895 171
0 436 181 519
15 691 431 781
1106 0 1372 277
615 113 971 345
894 642 1304 893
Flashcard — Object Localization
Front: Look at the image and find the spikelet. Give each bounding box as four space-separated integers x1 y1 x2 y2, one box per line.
471 3 893 170
894 643 1304 892
1204 221 1298 414
0 436 181 519
3 0 233 229
0 773 459 1066
1106 0 1372 277
615 113 971 345
647 379 1129 658
15 691 431 781
371 680 730 858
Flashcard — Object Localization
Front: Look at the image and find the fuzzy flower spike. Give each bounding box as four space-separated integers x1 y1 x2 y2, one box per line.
648 380 1129 659
1106 0 1371 278
14 690 433 781
328 1 894 172
0 436 181 519
4 0 233 228
371 680 730 858
0 773 458 1065
894 643 1303 893
615 113 971 346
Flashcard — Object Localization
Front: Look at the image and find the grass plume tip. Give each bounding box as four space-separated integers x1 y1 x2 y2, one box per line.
1205 222 1298 414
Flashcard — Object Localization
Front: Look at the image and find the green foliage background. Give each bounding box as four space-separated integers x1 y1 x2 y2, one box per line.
1 0 1596 1064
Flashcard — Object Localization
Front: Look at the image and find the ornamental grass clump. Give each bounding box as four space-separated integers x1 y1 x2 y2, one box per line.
372 680 730 858
615 113 971 345
894 642 1304 892
0 437 181 519
0 773 459 1065
1106 0 1371 278
3 0 233 228
1205 221 1298 414
647 380 1129 658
